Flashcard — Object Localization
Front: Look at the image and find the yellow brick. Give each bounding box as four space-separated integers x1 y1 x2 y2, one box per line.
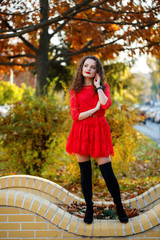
155 184 160 195
59 238 75 240
124 221 133 236
45 184 55 195
51 207 64 226
0 178 7 189
148 187 159 201
57 189 68 202
21 209 31 214
48 222 59 230
143 229 160 237
35 215 44 222
0 223 20 230
7 190 15 206
39 181 49 192
8 214 34 222
44 204 57 221
22 222 47 230
15 191 25 208
9 230 34 238
20 176 27 187
0 215 7 222
107 220 116 237
23 194 33 210
143 192 153 205
84 222 93 237
68 215 78 233
0 231 7 238
76 219 86 235
131 217 143 234
139 214 151 231
33 179 41 189
129 199 139 209
30 198 41 213
100 220 108 237
13 176 20 187
0 207 20 214
63 193 74 205
116 221 124 236
36 230 62 237
6 177 13 188
93 220 101 237
58 212 71 229
27 178 34 188
0 190 7 205
147 209 160 227
52 186 61 198
137 196 146 208
153 204 160 216
63 231 76 237
37 200 48 216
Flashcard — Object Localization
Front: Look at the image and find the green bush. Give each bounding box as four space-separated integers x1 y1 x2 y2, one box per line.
0 81 25 105
0 87 68 175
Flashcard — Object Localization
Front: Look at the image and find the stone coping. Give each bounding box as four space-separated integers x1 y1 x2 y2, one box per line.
0 175 160 237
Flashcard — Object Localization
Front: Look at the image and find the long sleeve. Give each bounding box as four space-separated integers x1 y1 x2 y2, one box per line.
100 83 112 110
70 90 80 121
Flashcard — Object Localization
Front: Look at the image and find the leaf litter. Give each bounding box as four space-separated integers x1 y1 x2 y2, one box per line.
57 201 145 220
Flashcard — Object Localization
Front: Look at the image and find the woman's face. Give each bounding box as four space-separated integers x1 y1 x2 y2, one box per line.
82 58 97 79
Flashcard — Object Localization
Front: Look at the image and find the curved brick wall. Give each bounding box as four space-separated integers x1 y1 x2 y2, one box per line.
0 175 160 239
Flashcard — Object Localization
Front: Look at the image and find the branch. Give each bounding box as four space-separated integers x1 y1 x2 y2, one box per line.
120 42 160 52
7 54 36 59
0 0 94 39
3 20 39 53
66 17 160 27
0 8 39 16
93 5 160 15
0 62 35 67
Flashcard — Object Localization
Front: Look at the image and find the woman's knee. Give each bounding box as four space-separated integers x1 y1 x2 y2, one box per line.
76 154 90 162
96 156 111 165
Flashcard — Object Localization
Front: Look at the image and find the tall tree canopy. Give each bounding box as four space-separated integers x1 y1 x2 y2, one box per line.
0 0 160 94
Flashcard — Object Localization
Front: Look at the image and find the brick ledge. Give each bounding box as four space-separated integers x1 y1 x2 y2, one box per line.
0 175 160 237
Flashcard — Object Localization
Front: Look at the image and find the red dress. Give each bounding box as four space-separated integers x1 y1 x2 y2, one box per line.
66 82 114 158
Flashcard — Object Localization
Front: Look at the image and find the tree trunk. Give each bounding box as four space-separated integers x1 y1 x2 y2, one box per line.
36 0 49 95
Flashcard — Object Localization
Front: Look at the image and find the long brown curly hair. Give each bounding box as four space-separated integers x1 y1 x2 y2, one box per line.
69 55 106 93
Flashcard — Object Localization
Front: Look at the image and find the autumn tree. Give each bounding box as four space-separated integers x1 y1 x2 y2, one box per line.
0 0 160 94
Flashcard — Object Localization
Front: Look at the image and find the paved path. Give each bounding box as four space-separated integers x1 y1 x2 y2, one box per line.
134 120 160 146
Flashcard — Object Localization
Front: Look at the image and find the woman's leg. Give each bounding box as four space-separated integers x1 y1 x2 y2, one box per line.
96 156 128 223
76 154 93 224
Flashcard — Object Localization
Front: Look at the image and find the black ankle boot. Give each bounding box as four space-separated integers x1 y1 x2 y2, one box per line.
116 204 128 223
99 162 128 223
84 203 93 224
79 161 93 224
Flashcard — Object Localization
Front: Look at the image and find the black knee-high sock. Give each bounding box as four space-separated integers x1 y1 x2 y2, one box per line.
99 162 128 223
78 161 93 207
99 162 122 206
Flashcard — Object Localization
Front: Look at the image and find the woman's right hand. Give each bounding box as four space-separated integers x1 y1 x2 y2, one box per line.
95 101 101 111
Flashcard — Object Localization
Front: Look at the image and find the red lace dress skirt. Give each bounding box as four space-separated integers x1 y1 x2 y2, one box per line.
66 115 114 158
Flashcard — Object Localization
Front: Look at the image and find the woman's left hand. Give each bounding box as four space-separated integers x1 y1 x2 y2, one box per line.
94 73 101 88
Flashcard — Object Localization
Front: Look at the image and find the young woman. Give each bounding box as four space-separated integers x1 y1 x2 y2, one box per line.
66 56 128 224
